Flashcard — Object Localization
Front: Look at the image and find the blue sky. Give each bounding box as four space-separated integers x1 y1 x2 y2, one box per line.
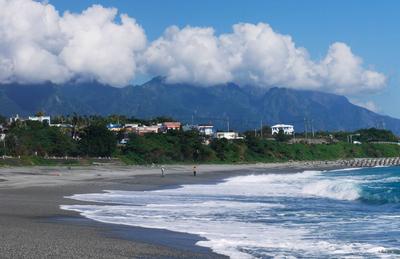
46 0 399 118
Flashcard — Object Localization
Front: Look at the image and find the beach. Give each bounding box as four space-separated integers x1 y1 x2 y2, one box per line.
0 162 342 258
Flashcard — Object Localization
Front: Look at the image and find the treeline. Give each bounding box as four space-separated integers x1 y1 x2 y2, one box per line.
1 121 116 157
51 114 175 126
331 128 399 143
0 115 177 158
121 131 400 164
1 116 399 165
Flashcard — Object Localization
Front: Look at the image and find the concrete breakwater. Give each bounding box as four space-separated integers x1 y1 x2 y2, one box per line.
340 157 400 168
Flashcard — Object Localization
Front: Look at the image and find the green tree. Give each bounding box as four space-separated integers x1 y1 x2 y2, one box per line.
356 128 398 142
0 115 7 124
275 129 291 142
5 121 77 156
35 111 45 117
79 124 116 157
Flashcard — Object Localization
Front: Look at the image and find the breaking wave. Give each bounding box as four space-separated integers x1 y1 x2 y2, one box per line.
62 166 400 258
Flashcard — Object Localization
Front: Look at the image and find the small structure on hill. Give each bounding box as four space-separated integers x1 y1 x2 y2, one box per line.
197 124 214 136
50 123 73 128
214 131 243 140
135 125 161 135
107 123 123 132
183 124 214 136
28 115 51 124
162 122 181 131
9 114 22 123
271 124 294 135
124 124 139 133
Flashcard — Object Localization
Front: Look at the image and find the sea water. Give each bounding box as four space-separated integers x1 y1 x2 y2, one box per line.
61 167 400 258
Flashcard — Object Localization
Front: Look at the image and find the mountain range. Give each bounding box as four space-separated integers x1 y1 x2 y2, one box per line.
1 77 399 135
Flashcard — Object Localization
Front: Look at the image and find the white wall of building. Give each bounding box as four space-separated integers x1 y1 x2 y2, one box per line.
198 125 214 136
271 124 294 135
214 132 243 140
28 116 51 124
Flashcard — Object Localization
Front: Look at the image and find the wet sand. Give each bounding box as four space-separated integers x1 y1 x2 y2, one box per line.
0 162 342 258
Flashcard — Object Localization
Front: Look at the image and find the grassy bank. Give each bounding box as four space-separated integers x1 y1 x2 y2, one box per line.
120 138 400 165
0 141 399 167
2 120 400 166
0 156 122 167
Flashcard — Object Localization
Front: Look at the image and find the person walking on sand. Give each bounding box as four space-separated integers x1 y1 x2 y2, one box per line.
161 167 165 177
193 165 197 176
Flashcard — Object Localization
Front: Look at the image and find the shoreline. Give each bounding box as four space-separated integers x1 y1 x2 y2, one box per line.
0 160 344 189
1 156 399 169
0 162 346 258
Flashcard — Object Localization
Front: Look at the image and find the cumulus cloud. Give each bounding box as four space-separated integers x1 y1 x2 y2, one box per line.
140 26 232 86
143 23 386 94
0 0 386 94
59 5 146 86
0 0 146 86
320 43 386 94
0 0 70 83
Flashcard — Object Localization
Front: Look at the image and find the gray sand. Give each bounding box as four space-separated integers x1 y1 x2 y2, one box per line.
0 162 342 258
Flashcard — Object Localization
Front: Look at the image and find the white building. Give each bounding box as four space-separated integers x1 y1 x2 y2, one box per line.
183 124 215 136
197 125 214 136
135 125 161 135
9 114 21 123
124 123 139 129
120 138 129 145
28 116 51 124
162 122 181 131
50 123 73 128
271 124 294 135
214 132 243 140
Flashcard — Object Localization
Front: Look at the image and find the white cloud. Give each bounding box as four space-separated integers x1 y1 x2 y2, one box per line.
143 23 386 94
320 43 386 94
0 1 387 94
0 0 146 86
0 0 70 84
350 99 380 113
59 5 146 86
141 26 232 86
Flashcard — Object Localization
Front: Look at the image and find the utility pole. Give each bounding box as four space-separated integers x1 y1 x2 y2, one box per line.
311 119 315 138
227 117 230 132
304 117 308 139
348 133 360 144
260 119 263 138
2 138 5 157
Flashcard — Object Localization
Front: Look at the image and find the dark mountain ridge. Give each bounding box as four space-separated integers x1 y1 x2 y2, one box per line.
0 77 399 134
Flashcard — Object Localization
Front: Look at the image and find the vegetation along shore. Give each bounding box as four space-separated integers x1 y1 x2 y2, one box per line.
0 114 399 166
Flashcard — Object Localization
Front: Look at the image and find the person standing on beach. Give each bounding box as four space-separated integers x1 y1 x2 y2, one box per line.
193 165 197 176
161 167 165 177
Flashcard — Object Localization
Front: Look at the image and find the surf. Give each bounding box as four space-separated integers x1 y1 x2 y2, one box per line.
61 166 400 258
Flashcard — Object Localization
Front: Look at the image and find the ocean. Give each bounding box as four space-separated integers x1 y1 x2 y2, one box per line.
61 166 400 258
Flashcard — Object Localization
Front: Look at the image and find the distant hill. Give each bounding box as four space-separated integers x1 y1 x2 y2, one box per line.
1 77 400 134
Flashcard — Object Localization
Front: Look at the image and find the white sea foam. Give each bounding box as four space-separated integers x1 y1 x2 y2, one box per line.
302 180 361 200
61 202 387 258
62 171 393 258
